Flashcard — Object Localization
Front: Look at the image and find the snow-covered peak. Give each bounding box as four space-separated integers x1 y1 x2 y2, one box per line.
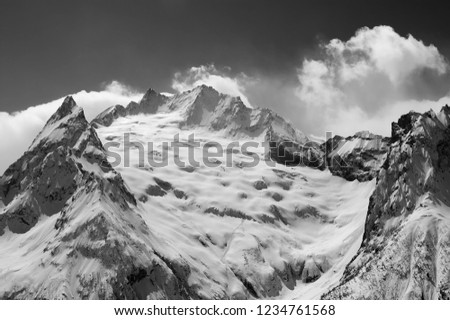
0 97 135 235
91 85 308 145
126 87 169 115
91 104 126 128
30 96 87 149
52 96 78 120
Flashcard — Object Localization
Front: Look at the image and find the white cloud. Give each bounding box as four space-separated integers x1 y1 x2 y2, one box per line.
0 81 143 174
295 25 450 136
2 26 450 175
171 64 255 108
168 27 450 139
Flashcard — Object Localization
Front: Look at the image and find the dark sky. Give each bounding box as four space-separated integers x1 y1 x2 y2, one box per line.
1 0 449 112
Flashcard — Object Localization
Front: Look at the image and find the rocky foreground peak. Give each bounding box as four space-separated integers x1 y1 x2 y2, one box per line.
52 96 78 119
325 106 450 299
0 97 195 299
0 97 134 234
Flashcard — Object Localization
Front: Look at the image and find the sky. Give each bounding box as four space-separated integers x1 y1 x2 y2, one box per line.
1 0 450 173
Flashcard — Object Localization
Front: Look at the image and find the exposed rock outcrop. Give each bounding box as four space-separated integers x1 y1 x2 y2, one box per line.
325 107 450 299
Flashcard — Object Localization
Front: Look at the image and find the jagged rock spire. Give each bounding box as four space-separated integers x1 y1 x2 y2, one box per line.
51 96 79 121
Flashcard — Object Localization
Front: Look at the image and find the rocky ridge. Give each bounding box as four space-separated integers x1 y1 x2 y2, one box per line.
325 107 450 299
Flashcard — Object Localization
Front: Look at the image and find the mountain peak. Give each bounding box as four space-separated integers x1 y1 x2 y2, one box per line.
142 87 158 98
29 97 87 149
53 96 79 120
125 87 168 115
91 105 126 128
0 96 136 235
192 84 218 95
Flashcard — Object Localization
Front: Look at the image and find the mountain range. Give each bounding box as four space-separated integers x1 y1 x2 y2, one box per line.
0 85 448 299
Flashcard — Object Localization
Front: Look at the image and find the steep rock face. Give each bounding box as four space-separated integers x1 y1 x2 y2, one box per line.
0 97 195 299
90 89 169 128
91 105 127 128
268 130 389 180
0 96 111 234
268 139 324 169
126 88 169 115
322 131 390 182
325 107 450 299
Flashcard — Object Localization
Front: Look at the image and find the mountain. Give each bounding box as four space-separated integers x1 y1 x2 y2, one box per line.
90 89 375 299
325 107 450 299
1 86 447 300
91 104 127 128
92 85 391 182
0 89 377 299
93 85 308 142
0 97 196 299
270 130 390 181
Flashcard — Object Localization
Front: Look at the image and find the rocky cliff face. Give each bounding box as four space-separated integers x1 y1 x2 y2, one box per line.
325 107 450 299
127 88 169 115
1 96 107 234
91 104 127 128
269 131 390 181
322 131 390 182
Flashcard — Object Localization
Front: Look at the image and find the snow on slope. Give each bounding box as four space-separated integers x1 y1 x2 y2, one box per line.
325 108 450 299
0 97 199 299
92 85 308 144
95 106 375 299
0 88 377 299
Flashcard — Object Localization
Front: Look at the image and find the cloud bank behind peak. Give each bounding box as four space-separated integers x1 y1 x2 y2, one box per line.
0 81 143 175
2 25 450 174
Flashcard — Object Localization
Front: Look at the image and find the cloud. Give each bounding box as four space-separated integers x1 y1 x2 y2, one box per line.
2 26 450 175
295 25 450 136
0 81 143 174
171 64 255 108
168 27 450 139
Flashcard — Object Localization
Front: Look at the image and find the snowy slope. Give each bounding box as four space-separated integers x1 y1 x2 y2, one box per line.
0 97 197 299
93 85 308 143
93 98 375 299
0 92 376 299
325 108 450 299
4 86 446 300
